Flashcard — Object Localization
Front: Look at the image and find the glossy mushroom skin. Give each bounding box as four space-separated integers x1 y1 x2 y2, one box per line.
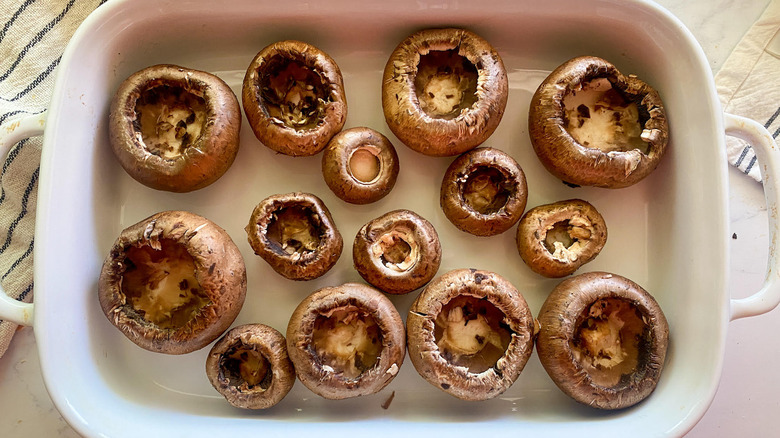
529 56 668 188
536 271 669 410
245 192 343 281
516 199 607 278
406 269 536 401
242 40 347 156
98 211 247 354
382 28 508 157
353 209 441 295
206 324 295 409
109 64 241 192
286 283 406 400
322 127 400 204
440 147 528 236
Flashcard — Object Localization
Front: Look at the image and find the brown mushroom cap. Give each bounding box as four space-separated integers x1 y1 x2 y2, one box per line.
516 199 607 278
286 283 406 400
406 268 536 401
440 147 528 236
206 323 295 409
242 40 347 156
353 209 441 295
98 210 247 354
536 271 669 410
529 56 668 188
382 28 508 157
245 192 343 281
108 64 241 192
322 127 400 204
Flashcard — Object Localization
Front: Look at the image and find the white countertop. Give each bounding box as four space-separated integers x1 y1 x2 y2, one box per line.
0 0 776 436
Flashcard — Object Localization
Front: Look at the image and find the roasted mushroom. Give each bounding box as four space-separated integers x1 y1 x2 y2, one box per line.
353 209 441 295
98 210 246 354
286 283 406 400
245 192 342 280
516 199 607 278
322 127 399 204
382 28 508 157
206 324 295 409
528 56 668 188
242 40 347 156
440 147 528 236
536 271 669 410
108 64 241 192
406 269 536 400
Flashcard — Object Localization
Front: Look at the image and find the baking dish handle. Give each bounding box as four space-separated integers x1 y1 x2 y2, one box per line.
724 112 780 320
0 111 46 326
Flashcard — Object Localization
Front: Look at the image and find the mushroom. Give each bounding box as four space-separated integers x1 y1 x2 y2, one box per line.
286 283 406 400
516 199 607 278
382 28 508 157
536 271 669 410
108 64 241 192
353 209 441 295
245 192 342 281
406 268 536 400
206 323 295 409
242 40 347 156
440 147 528 236
322 127 399 204
528 56 669 188
98 210 246 354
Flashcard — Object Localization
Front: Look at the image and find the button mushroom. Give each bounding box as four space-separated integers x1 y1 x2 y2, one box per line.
108 64 241 192
353 209 441 295
286 283 406 400
98 210 247 354
382 28 508 156
245 192 343 281
242 40 347 156
406 268 536 401
528 56 669 188
536 271 669 410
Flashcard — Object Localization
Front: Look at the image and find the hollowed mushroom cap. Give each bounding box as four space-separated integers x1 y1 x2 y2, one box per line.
536 271 669 410
406 268 536 400
440 147 528 236
382 28 508 157
286 283 406 400
242 40 347 156
353 209 441 294
206 324 295 409
245 192 343 281
528 56 668 188
98 210 247 354
108 64 241 192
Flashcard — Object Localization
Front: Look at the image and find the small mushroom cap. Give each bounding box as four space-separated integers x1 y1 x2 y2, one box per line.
440 147 528 236
536 271 669 410
108 64 241 192
382 28 508 157
98 210 247 354
206 323 295 409
406 268 536 400
353 209 441 294
242 40 347 156
516 199 607 278
528 56 669 188
286 283 406 400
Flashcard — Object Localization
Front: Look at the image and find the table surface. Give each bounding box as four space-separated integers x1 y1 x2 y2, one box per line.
0 0 776 436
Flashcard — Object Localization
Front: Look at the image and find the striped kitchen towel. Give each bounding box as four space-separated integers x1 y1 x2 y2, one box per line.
716 0 780 183
0 0 107 358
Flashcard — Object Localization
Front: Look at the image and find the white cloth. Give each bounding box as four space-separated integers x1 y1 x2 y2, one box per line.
716 0 780 182
0 0 106 358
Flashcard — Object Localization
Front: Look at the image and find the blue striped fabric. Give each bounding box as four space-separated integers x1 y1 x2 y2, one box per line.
0 0 107 358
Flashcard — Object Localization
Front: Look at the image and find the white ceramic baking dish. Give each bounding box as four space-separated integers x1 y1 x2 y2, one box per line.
1 0 779 436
